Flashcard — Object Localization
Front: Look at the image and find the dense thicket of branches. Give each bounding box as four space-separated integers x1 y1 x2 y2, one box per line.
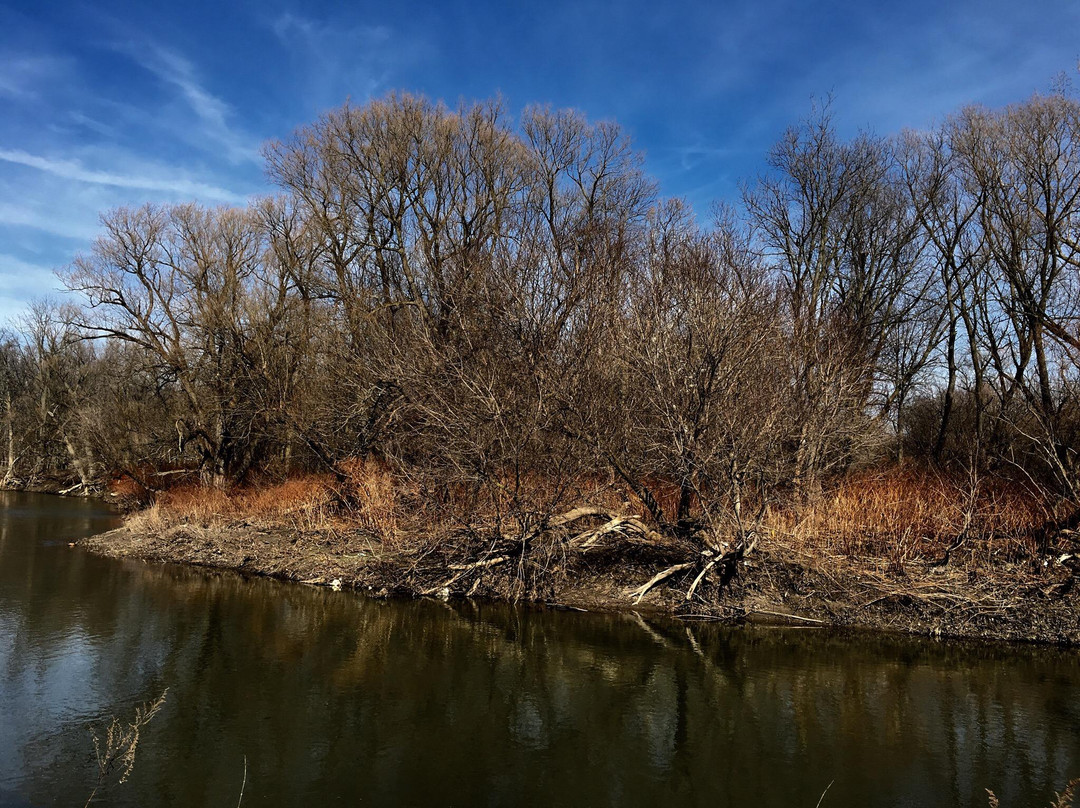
9 90 1080 541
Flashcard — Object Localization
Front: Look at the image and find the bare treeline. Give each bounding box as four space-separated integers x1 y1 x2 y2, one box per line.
7 90 1080 538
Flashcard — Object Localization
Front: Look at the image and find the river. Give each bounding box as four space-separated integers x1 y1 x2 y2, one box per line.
0 491 1077 806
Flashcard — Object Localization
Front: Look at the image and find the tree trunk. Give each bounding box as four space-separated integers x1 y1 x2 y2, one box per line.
3 390 14 486
933 315 958 460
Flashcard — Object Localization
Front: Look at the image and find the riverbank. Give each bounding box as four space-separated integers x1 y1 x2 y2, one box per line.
2 475 94 497
80 500 1080 645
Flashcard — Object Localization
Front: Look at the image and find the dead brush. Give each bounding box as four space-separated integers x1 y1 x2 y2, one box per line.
123 501 168 534
885 526 920 575
135 476 343 532
85 689 167 806
235 475 340 531
386 468 631 551
106 475 154 509
149 485 233 524
771 466 1052 570
454 470 628 529
987 778 1078 807
338 458 405 542
773 468 956 559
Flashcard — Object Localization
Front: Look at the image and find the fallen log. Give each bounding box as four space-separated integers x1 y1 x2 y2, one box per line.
626 562 695 604
548 506 619 528
447 555 511 571
424 555 509 595
685 559 718 601
748 609 826 625
570 516 659 549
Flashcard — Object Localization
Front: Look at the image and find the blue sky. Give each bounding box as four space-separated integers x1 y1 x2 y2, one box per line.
0 0 1077 323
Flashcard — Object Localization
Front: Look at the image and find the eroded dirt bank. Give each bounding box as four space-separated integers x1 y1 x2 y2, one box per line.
79 518 1080 646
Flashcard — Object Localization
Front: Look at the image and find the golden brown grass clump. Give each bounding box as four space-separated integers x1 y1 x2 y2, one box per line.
120 460 1065 584
769 465 1055 571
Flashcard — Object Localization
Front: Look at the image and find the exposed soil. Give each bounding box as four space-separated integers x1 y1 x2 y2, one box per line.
2 474 90 497
80 517 1080 646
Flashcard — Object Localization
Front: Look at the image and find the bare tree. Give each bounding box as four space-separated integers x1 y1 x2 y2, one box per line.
745 110 930 489
952 93 1080 497
66 204 302 486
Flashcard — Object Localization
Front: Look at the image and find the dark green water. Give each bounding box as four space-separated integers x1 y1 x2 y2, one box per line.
0 491 1077 807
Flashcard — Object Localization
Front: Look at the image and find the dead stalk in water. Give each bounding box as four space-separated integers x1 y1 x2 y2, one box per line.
84 689 168 806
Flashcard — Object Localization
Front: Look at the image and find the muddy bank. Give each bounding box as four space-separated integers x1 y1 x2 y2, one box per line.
77 517 1080 646
2 477 88 496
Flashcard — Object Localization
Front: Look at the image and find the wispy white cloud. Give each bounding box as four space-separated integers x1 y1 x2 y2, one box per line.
0 253 66 324
0 36 263 307
0 147 246 202
0 54 68 100
272 12 393 53
0 202 100 242
63 111 120 139
122 43 262 165
0 253 61 292
270 12 420 112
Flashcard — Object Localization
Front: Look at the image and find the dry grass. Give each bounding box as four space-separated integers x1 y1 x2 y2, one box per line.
86 689 168 806
987 778 1078 808
124 461 1066 583
768 465 1056 571
125 460 416 541
338 458 406 541
129 474 345 534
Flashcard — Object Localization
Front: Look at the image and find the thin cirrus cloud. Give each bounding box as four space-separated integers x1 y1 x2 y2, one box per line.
0 201 101 243
0 53 68 100
120 42 263 166
0 253 65 324
269 11 426 116
0 253 61 293
0 28 264 315
0 148 247 203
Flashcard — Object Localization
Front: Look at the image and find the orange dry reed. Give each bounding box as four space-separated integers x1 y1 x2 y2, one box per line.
126 460 1060 569
130 459 415 540
151 474 339 528
770 465 1054 566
